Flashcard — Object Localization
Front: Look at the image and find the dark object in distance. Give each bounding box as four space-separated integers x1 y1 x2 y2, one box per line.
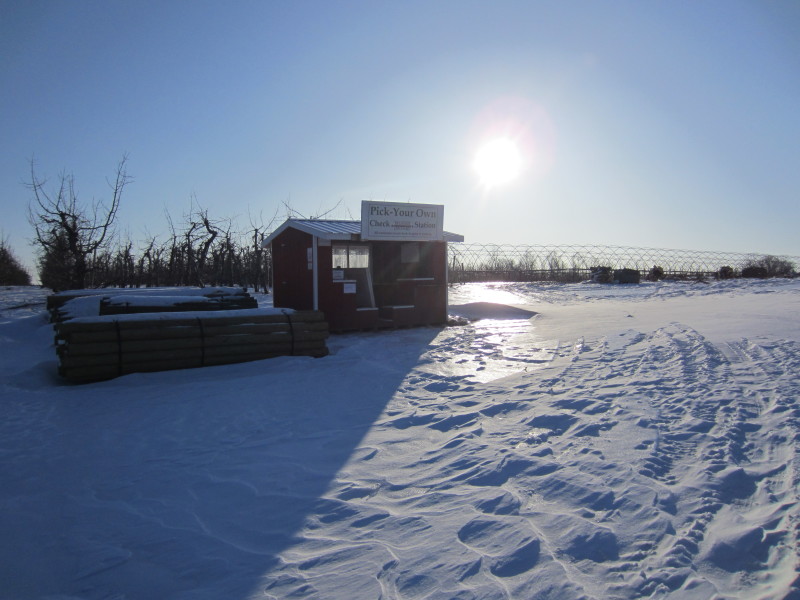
741 266 768 279
646 266 664 281
614 268 641 284
717 266 735 279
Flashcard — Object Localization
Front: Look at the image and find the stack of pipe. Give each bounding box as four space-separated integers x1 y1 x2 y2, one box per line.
54 309 329 382
98 294 257 315
47 287 257 322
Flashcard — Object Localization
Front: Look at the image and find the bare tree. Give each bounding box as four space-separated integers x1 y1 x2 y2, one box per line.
27 156 131 290
281 197 345 221
245 208 278 292
136 235 159 287
195 209 219 285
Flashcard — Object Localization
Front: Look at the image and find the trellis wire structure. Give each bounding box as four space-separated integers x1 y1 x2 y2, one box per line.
447 243 800 283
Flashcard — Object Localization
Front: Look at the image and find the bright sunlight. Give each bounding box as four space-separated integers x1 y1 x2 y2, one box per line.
473 137 523 188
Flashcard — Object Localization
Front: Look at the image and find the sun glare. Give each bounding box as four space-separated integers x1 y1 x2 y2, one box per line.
473 137 523 188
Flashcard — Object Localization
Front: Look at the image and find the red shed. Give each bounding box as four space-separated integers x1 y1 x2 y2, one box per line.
264 203 463 332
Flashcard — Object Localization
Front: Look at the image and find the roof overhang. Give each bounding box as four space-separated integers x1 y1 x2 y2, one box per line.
263 219 464 247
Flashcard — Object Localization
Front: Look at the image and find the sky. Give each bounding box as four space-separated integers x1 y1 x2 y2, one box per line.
2 0 800 277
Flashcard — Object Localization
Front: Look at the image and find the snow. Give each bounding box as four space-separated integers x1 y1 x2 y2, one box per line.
65 307 292 324
1 280 799 599
101 295 225 306
49 286 249 298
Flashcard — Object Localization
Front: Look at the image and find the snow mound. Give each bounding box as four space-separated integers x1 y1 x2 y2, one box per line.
448 301 537 321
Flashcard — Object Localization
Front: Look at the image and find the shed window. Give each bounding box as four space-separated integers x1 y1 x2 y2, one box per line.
332 244 370 269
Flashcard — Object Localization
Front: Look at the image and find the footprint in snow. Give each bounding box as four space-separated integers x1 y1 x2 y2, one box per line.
384 413 437 430
571 420 618 437
533 512 620 562
424 380 463 393
428 412 480 432
479 400 528 417
457 517 541 577
551 397 596 412
475 491 521 516
526 413 578 435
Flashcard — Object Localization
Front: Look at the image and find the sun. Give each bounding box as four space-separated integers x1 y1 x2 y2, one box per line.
473 137 523 188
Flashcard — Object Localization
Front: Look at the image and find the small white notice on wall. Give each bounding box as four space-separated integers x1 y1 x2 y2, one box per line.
332 270 344 280
343 283 356 294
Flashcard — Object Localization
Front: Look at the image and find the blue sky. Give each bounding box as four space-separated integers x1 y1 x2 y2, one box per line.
2 0 799 276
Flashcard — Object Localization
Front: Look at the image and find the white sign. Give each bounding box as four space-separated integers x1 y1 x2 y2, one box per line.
361 201 444 242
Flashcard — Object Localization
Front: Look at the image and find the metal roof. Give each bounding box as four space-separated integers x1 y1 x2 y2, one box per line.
263 219 464 246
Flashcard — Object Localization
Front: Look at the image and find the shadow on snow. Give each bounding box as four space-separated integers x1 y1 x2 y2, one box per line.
0 323 441 600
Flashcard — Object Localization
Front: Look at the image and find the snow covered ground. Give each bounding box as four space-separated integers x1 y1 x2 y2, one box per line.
1 279 799 600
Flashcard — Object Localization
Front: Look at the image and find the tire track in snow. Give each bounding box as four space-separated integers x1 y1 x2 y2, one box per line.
627 325 740 596
714 339 800 597
520 322 798 598
633 326 727 486
629 330 800 598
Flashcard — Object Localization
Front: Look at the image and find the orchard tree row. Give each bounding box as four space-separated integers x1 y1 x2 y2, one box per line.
20 156 276 291
0 238 32 286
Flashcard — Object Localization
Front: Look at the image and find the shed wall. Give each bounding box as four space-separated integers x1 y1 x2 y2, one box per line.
271 228 451 331
271 228 314 310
